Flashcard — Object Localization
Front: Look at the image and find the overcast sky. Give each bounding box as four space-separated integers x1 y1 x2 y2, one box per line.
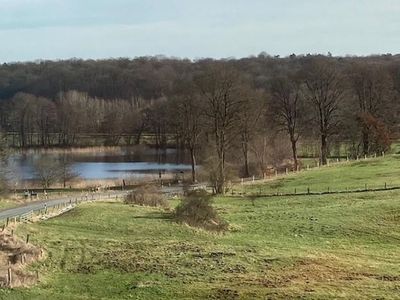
0 0 399 62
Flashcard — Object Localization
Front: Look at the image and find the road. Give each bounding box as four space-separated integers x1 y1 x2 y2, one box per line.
0 183 206 222
0 190 129 222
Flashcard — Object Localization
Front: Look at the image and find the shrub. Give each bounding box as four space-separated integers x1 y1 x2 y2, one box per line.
124 185 169 209
175 189 228 231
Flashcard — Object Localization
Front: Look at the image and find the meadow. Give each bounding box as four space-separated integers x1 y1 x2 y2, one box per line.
239 155 400 195
4 168 400 299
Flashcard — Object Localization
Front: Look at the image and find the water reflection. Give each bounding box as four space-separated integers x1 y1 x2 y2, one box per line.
8 146 191 180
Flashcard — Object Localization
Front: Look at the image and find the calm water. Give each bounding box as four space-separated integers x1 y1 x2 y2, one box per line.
8 147 192 181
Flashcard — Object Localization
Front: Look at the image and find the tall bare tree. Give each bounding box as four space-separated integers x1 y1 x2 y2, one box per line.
270 75 303 170
350 63 393 155
195 64 244 194
237 85 264 178
170 79 203 183
303 59 345 165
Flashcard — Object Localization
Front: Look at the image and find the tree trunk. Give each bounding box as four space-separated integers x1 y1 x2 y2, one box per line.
362 125 369 156
216 163 225 194
242 134 250 178
216 143 225 194
321 134 328 165
189 147 196 183
291 138 298 171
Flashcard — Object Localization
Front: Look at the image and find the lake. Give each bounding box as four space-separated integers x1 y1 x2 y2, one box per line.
7 146 192 182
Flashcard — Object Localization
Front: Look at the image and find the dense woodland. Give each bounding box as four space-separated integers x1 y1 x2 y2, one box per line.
0 54 400 192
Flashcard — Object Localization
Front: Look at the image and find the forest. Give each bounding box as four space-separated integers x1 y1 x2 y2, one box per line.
0 54 399 193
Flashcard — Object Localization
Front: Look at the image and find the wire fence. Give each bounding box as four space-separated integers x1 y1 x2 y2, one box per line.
226 153 398 198
229 182 400 198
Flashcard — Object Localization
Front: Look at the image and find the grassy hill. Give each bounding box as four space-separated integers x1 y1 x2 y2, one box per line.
238 155 400 195
4 156 400 299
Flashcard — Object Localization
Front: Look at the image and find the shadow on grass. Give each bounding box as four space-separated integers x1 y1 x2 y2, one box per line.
134 212 173 220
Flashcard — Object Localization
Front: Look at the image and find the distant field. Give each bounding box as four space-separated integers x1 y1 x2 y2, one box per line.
239 155 400 195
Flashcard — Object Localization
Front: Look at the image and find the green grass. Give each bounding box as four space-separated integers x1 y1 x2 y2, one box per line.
4 155 400 299
392 141 400 154
239 155 400 195
5 189 400 299
0 197 20 210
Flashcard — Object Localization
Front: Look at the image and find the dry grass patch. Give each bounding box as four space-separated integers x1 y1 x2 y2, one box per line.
175 190 228 231
124 185 169 209
0 231 43 288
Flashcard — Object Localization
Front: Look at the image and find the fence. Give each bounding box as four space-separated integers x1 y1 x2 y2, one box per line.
226 153 398 198
0 191 128 228
0 191 128 288
229 182 400 198
232 152 388 185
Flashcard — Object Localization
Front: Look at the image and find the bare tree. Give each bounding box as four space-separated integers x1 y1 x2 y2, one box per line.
33 157 62 188
34 97 57 147
303 59 345 165
170 79 203 183
270 75 303 170
350 63 393 155
10 93 36 147
237 85 264 178
60 154 79 188
195 64 244 194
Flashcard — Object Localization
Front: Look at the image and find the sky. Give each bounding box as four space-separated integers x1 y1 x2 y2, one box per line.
0 0 399 62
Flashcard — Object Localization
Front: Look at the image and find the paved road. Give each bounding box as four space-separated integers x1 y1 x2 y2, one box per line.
0 183 205 222
0 190 129 222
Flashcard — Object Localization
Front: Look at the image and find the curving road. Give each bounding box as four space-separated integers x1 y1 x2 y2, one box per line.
0 183 203 223
0 190 129 222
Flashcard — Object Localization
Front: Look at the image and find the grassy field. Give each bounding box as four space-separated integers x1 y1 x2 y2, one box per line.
2 154 400 299
0 197 19 210
4 187 400 299
239 155 400 195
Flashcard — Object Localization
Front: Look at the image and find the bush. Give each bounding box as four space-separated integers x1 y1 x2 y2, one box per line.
124 185 169 209
175 189 228 231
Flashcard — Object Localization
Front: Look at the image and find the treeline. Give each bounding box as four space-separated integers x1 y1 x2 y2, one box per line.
0 54 400 193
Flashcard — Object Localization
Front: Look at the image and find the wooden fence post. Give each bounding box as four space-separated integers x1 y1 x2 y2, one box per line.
7 267 12 287
26 234 30 244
